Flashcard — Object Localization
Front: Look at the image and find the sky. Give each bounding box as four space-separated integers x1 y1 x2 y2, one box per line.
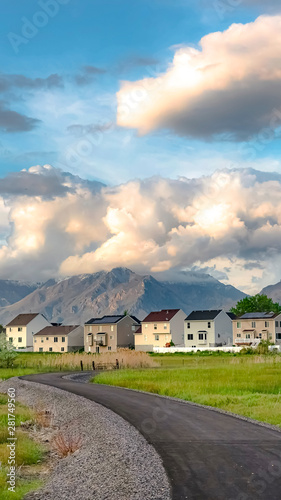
1 0 281 292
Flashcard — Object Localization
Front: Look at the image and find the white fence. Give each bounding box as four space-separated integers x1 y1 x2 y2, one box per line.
153 346 243 353
153 345 281 354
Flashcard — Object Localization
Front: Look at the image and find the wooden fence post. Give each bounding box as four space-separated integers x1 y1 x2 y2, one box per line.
92 361 95 371
80 360 83 371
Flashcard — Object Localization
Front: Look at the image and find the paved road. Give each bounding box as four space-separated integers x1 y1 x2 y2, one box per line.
21 372 281 500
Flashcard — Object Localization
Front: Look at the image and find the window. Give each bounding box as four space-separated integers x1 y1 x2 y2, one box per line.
280 322 281 328
154 324 157 330
252 321 256 328
276 333 281 340
155 334 159 341
237 322 241 328
188 334 193 340
276 321 278 327
39 348 43 352
208 322 211 328
237 333 241 338
144 335 147 341
259 333 262 338
265 321 269 328
62 337 65 342
46 337 49 340
41 339 44 343
18 327 22 332
110 326 114 331
54 337 58 342
198 333 204 340
8 337 13 343
108 346 112 351
164 324 167 330
18 337 22 343
131 325 135 331
9 328 12 332
246 334 251 339
34 339 37 343
187 322 190 329
49 347 52 352
110 335 114 340
218 334 220 338
145 324 148 328
61 347 64 352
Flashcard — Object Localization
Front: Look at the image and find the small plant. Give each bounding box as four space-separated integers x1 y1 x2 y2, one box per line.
35 406 53 428
52 431 82 458
0 334 17 368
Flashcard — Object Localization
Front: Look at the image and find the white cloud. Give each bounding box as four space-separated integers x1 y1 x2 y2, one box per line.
117 15 281 141
1 165 281 292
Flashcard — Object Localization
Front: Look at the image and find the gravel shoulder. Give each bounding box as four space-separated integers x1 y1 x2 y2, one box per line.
0 377 171 500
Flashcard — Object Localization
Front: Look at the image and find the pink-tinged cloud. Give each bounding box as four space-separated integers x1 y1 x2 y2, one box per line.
117 15 281 140
2 165 281 292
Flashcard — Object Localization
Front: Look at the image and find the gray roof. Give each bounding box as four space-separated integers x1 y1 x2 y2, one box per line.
186 310 222 321
239 312 277 319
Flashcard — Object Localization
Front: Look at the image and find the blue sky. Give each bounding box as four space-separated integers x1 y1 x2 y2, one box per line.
1 0 280 184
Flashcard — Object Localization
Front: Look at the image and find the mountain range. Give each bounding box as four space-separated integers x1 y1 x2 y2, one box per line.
0 267 247 325
260 281 281 305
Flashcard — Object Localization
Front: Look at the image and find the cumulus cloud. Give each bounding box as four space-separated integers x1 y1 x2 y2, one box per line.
1 165 281 291
117 15 281 141
0 165 104 199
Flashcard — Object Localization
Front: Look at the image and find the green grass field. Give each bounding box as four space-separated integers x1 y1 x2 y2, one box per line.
0 392 45 500
93 353 281 427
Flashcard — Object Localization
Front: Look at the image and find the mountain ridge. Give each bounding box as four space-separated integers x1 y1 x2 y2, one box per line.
0 267 246 325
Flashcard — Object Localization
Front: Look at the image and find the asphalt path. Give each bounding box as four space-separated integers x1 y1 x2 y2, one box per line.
21 372 281 500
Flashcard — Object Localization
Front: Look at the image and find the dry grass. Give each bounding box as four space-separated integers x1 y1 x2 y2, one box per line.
34 349 159 371
230 355 281 364
34 404 54 428
52 431 82 458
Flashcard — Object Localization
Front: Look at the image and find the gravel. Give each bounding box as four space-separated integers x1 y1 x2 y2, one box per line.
0 377 171 500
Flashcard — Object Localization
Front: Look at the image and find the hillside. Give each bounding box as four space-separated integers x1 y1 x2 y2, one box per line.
0 267 246 325
0 280 39 308
260 281 281 304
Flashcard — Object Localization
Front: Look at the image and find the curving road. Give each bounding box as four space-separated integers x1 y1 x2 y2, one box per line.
21 372 281 500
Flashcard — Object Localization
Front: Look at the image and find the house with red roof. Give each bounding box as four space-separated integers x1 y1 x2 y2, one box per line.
134 309 186 351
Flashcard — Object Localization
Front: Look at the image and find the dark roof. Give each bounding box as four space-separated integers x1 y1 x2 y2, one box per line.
6 313 40 327
142 309 180 323
239 312 279 320
226 312 237 320
85 314 140 325
185 310 222 321
135 326 142 334
34 325 80 337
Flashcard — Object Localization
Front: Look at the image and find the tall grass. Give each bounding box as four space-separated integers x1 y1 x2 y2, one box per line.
93 355 281 427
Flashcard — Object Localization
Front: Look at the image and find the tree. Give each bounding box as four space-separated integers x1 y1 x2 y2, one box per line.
230 294 281 317
0 334 17 368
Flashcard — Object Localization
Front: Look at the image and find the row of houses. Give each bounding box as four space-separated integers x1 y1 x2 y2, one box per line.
5 309 281 353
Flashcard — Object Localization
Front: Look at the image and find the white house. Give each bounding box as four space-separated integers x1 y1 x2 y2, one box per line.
33 325 84 352
135 309 186 351
6 313 51 350
184 310 234 348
